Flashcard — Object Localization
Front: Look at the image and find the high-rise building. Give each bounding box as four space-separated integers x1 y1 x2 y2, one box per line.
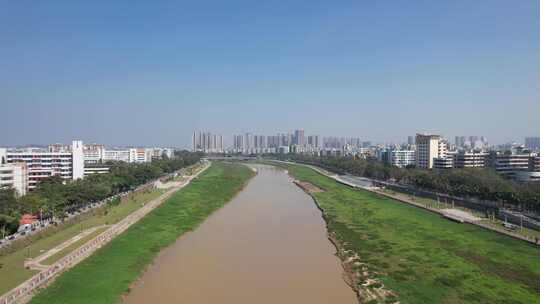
278 133 293 147
233 134 244 152
408 136 415 145
254 135 267 149
454 136 487 149
244 133 254 152
267 135 279 148
294 130 305 146
307 135 321 149
415 134 445 169
525 137 540 150
192 131 224 153
455 136 466 148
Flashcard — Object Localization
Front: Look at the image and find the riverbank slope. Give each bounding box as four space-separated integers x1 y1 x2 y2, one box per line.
281 162 540 304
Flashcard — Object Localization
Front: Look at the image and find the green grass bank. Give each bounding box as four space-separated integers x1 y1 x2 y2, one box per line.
282 163 540 304
30 162 254 304
0 189 164 295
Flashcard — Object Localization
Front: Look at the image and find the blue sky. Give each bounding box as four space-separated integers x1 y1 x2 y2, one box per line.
1 1 539 148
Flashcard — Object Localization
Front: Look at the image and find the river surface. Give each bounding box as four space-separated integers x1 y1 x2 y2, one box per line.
125 164 355 304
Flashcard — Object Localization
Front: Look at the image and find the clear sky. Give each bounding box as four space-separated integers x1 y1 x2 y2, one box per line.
1 1 539 148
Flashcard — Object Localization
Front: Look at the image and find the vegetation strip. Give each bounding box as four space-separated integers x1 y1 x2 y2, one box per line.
279 162 540 304
29 162 254 304
0 164 207 304
273 154 540 214
0 188 165 296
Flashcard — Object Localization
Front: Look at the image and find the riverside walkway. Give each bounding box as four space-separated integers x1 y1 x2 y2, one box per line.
0 162 210 304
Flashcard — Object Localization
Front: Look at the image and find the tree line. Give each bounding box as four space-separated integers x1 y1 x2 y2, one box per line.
273 154 540 214
0 151 202 235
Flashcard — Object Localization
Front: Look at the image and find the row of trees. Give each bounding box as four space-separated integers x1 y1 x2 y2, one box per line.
274 154 540 213
0 151 202 235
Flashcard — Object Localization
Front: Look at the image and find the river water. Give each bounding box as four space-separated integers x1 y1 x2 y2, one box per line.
124 164 355 304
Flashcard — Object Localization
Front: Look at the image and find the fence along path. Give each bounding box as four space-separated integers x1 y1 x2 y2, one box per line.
0 162 209 304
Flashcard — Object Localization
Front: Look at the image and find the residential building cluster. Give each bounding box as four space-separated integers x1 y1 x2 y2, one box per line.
226 130 369 156
193 129 539 182
192 132 224 153
0 141 174 196
525 137 540 150
411 133 540 182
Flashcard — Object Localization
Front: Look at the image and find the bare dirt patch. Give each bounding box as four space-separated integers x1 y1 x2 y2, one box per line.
294 180 325 193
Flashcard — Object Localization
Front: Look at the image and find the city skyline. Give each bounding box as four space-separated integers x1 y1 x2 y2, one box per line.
2 131 539 150
1 1 539 147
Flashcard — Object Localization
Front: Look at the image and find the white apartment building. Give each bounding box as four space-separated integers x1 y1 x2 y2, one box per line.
1 140 84 191
388 149 416 168
307 135 322 149
0 163 28 196
415 134 446 169
494 153 538 181
102 149 131 162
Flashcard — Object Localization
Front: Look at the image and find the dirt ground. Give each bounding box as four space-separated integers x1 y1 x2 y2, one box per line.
294 181 325 193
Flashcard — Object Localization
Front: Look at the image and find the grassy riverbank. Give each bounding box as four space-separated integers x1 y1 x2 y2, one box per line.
0 189 164 295
282 163 540 304
31 162 254 304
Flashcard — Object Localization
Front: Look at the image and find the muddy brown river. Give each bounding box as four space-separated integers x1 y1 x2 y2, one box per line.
124 164 355 304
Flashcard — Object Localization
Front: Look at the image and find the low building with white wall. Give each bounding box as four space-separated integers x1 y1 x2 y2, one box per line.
83 144 105 164
83 166 110 177
387 149 416 168
103 149 131 162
